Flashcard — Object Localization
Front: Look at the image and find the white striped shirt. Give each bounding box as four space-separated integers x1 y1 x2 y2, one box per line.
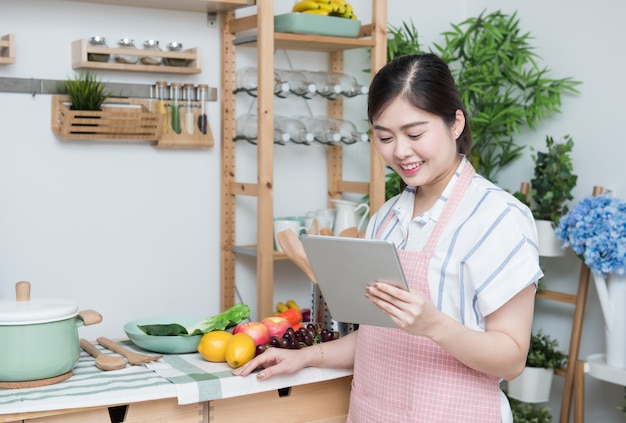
365 158 542 422
366 157 542 331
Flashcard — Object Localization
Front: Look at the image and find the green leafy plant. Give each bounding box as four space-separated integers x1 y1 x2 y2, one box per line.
64 71 110 111
433 10 580 182
529 135 577 224
379 11 580 199
508 396 552 423
527 329 567 369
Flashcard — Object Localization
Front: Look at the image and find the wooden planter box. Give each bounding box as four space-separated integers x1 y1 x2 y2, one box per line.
51 96 163 141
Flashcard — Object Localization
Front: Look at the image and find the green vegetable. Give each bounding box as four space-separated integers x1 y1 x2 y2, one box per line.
138 304 250 336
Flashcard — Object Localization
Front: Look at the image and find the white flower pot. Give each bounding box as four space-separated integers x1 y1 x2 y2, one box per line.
592 273 626 368
535 219 565 257
507 367 554 403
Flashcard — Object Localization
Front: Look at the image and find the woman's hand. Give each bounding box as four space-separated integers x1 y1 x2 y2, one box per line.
232 346 313 380
366 281 440 337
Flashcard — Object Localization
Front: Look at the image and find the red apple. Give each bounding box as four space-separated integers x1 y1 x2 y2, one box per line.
261 316 291 339
232 321 270 346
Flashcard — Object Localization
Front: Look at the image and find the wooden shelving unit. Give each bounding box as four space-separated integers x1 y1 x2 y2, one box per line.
220 1 388 319
0 34 15 65
71 39 201 74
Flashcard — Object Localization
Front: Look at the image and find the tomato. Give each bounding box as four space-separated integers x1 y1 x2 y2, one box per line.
278 308 302 327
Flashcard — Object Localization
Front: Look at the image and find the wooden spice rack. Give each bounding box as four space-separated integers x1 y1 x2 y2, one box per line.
155 99 215 148
0 34 15 64
51 96 163 141
51 95 214 147
71 39 201 74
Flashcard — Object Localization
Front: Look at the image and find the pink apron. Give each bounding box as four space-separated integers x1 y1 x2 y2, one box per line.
348 164 501 422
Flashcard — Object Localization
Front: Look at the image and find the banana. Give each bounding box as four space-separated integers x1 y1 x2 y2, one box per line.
317 2 333 12
302 8 330 15
276 302 289 313
286 299 300 311
292 0 322 12
329 0 346 5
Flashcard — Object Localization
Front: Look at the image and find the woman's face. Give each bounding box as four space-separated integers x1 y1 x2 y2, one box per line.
371 96 464 190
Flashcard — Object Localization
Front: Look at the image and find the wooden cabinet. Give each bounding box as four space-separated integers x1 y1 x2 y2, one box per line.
219 1 388 319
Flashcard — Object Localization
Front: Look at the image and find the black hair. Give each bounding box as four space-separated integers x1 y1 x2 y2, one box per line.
367 53 471 155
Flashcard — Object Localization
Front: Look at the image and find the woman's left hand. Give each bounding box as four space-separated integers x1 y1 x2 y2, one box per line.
365 282 439 337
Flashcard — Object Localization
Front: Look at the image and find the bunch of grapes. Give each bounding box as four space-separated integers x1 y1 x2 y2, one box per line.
255 323 339 355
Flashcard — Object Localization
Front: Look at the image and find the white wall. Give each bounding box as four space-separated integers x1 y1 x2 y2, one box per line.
1 0 625 420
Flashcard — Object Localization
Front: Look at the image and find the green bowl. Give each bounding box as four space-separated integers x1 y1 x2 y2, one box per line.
124 316 203 354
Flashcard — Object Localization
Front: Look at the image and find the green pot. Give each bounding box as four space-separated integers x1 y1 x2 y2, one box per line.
0 281 102 382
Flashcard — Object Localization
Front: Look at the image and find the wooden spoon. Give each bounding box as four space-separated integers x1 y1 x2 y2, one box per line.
338 226 358 238
276 229 317 283
319 227 334 236
307 218 322 235
80 339 127 371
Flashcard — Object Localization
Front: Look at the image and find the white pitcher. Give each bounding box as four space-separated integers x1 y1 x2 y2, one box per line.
592 273 626 368
331 199 369 236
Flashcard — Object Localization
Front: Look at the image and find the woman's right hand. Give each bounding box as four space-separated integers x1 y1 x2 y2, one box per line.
232 345 316 380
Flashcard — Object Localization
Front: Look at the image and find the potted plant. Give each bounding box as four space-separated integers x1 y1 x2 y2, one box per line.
64 71 109 111
507 329 567 403
556 195 626 368
508 397 552 423
383 11 580 187
529 134 577 256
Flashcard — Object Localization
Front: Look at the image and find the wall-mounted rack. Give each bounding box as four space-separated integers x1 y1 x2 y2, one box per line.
0 77 218 101
72 39 202 74
0 34 15 64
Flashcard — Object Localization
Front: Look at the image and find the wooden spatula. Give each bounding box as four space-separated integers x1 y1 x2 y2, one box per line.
307 218 322 235
276 229 317 283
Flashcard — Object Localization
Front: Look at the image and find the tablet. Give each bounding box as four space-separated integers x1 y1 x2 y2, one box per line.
300 234 408 328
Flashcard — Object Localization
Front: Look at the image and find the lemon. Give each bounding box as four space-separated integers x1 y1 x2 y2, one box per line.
225 332 256 369
197 330 233 362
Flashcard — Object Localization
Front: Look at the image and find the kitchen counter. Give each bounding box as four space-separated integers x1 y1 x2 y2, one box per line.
0 340 353 422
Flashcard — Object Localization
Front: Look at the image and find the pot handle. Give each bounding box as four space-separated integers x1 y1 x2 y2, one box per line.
77 309 103 326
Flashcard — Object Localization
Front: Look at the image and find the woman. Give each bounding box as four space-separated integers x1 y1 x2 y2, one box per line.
234 53 542 422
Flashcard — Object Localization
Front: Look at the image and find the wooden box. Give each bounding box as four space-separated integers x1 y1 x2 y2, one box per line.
51 96 163 141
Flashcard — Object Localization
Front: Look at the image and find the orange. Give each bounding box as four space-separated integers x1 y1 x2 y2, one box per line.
225 332 256 369
197 330 233 362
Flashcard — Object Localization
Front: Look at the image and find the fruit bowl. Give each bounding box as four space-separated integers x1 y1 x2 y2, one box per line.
124 316 203 354
274 13 361 38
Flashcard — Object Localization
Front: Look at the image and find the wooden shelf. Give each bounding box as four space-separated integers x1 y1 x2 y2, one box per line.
71 39 201 75
234 31 375 52
0 34 15 65
68 0 255 13
220 0 388 319
232 245 290 260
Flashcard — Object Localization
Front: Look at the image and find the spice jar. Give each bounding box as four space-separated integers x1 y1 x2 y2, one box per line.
156 81 169 135
182 83 196 135
87 36 110 63
197 84 208 135
163 42 187 67
140 40 162 66
114 38 138 64
169 82 182 135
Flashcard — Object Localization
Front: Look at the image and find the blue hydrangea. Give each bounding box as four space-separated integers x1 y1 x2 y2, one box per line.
556 195 626 277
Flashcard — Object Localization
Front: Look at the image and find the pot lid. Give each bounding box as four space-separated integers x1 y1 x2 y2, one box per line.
0 281 78 325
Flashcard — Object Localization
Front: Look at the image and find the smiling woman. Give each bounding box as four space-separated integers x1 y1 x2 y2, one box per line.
234 53 542 423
